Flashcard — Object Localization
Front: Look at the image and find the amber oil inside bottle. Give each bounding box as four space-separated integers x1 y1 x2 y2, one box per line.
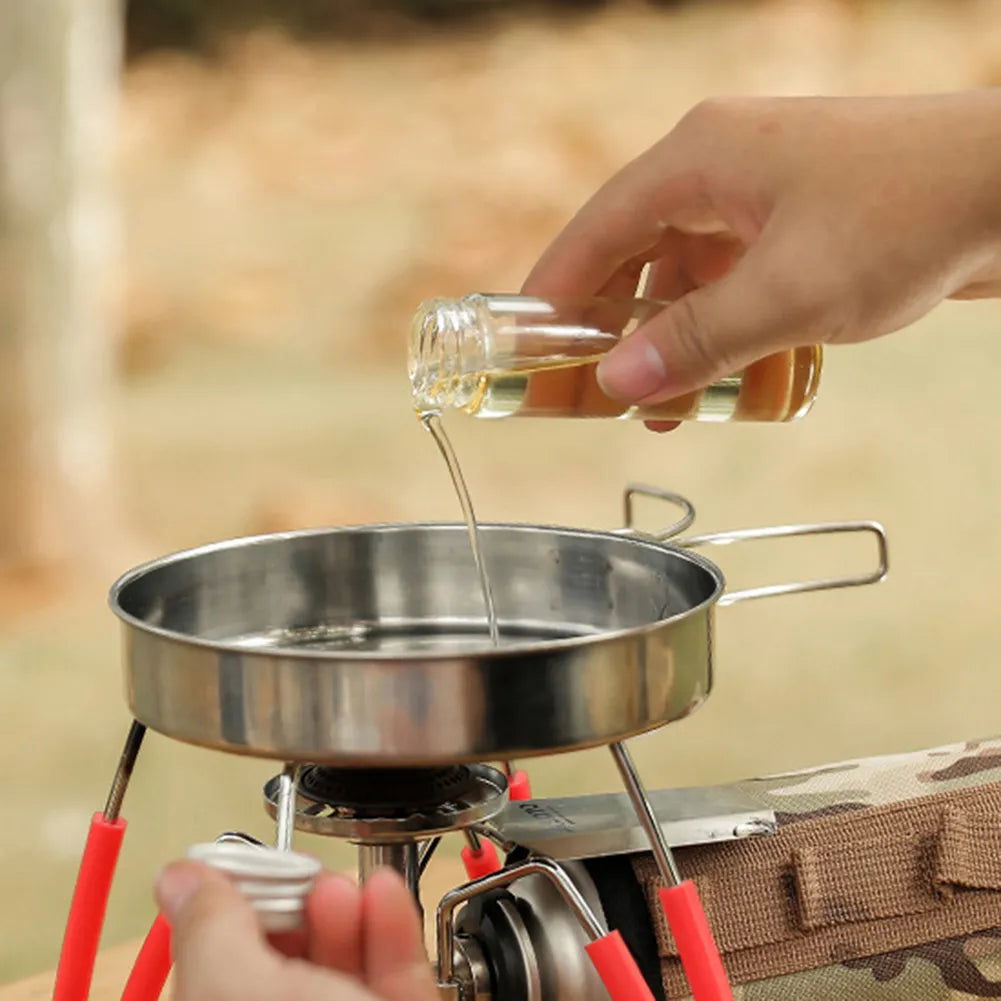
409 293 822 422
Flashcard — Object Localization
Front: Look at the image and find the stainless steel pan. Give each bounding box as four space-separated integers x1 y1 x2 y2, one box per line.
109 486 887 766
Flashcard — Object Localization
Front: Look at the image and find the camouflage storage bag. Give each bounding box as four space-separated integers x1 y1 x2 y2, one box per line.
622 738 1001 999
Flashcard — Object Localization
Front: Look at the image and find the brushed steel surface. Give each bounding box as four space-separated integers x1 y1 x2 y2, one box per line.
111 522 722 765
492 785 777 861
505 860 611 1001
110 511 886 767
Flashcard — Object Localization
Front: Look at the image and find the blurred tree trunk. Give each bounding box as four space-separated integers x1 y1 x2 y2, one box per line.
0 0 122 575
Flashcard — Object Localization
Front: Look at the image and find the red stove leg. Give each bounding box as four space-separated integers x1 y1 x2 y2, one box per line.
52 813 127 1001
120 914 172 1001
507 770 532 801
54 722 147 1001
609 741 734 1001
461 829 501 879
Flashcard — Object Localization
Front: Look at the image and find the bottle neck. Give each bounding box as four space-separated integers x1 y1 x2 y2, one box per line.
409 295 487 415
409 292 658 415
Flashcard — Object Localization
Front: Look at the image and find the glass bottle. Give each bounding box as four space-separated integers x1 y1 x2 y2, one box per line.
409 293 822 422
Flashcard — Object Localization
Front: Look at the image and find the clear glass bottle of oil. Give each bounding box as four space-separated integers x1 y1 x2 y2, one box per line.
409 293 822 422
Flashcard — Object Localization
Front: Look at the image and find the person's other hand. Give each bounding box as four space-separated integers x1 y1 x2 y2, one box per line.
155 862 437 1001
523 91 1001 425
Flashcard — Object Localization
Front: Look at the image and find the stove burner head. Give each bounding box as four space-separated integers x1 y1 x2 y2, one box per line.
297 765 480 816
263 763 509 842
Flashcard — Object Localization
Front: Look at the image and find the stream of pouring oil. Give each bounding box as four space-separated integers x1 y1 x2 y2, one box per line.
421 414 500 647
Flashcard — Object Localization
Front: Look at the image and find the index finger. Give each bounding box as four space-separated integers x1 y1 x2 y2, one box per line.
306 872 364 975
362 869 437 1001
521 143 707 298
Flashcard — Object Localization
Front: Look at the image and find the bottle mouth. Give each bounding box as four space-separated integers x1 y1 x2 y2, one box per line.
408 300 451 414
408 297 479 415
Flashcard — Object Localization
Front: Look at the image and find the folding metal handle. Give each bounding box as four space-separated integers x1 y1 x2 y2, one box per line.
680 521 888 606
618 484 888 606
620 484 695 541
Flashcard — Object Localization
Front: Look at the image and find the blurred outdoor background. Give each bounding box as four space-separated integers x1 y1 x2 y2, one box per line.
3 0 1001 983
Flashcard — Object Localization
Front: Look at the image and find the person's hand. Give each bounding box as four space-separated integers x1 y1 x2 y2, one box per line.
155 862 437 1001
522 91 1001 425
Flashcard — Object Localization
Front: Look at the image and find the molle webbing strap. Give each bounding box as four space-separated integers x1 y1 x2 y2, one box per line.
631 784 1001 997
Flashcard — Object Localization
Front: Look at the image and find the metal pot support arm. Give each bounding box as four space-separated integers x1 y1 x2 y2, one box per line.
611 484 889 1001
53 722 147 1001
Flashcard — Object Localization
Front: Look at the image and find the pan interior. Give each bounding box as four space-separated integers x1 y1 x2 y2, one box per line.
112 523 721 656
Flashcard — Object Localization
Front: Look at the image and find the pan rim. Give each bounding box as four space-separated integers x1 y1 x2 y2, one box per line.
108 520 725 662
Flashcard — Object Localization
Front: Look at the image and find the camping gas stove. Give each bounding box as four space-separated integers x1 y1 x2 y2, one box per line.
52 485 888 1001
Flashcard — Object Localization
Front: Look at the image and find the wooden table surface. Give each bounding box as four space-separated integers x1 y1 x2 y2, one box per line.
3 859 467 1001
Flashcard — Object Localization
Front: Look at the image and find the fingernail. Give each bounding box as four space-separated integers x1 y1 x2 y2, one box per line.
596 333 666 400
155 864 205 922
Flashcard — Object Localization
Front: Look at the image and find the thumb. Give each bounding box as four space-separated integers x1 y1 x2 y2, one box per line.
156 861 282 1001
597 243 802 403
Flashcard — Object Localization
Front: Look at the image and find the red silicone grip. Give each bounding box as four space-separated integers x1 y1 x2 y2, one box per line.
585 929 657 1001
53 813 128 1001
461 841 502 880
121 913 173 1001
659 882 733 1001
507 769 532 801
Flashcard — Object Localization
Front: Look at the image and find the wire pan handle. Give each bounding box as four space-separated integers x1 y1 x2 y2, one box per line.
618 483 888 605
